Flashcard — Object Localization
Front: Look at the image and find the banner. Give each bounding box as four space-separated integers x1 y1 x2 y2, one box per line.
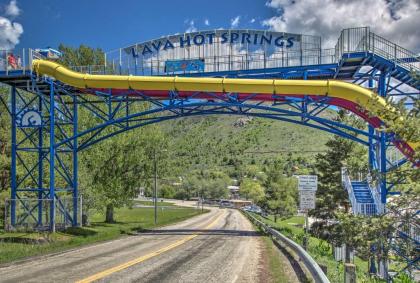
165 59 205 73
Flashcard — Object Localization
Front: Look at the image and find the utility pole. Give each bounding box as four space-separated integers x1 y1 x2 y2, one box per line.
153 149 157 225
303 210 309 250
152 148 167 225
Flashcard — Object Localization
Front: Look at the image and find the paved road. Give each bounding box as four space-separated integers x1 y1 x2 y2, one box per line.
0 208 265 283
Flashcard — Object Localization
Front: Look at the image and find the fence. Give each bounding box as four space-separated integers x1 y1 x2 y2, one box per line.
4 197 82 232
2 28 418 77
335 27 420 72
68 48 336 76
244 211 330 283
0 49 28 75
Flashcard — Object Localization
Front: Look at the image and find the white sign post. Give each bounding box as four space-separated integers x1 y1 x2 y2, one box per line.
297 175 318 251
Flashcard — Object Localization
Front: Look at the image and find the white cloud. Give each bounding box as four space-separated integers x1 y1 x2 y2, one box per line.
0 17 23 49
204 18 210 26
5 0 20 17
263 0 420 52
185 20 197 33
0 1 23 49
250 18 256 23
230 16 240 28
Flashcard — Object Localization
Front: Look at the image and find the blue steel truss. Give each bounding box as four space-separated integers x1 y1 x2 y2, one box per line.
0 53 416 225
0 36 418 277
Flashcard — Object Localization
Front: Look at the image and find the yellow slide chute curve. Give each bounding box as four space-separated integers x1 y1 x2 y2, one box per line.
33 59 388 109
32 59 417 155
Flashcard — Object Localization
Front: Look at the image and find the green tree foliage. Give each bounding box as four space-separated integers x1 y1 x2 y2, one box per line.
79 125 167 223
158 184 176 199
310 110 367 220
198 170 230 199
52 43 168 223
239 178 265 204
57 44 105 67
320 95 419 273
364 91 419 272
177 169 230 200
176 175 200 200
0 87 11 225
262 160 298 222
0 87 10 192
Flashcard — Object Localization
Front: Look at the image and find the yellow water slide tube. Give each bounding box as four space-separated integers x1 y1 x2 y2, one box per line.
32 59 418 159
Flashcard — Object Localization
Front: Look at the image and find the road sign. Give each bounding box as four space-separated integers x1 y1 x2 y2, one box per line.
299 190 316 210
298 175 318 191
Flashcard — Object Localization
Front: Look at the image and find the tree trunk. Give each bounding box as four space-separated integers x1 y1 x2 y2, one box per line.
274 214 277 222
82 213 89 226
105 204 114 223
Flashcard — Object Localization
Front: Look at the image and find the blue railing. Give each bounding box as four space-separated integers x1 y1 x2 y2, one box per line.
341 167 381 215
335 27 420 72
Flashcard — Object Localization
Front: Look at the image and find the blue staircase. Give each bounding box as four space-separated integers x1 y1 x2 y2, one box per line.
342 168 380 215
350 181 377 215
351 181 375 204
334 27 420 91
335 52 420 90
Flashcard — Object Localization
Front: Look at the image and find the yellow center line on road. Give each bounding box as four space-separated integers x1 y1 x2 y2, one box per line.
75 211 224 283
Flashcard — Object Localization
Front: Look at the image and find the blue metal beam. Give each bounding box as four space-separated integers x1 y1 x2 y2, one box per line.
49 81 56 232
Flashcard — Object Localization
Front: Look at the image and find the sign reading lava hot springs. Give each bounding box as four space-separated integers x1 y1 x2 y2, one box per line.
107 29 322 75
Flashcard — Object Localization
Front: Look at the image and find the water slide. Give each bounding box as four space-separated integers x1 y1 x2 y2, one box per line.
32 59 418 161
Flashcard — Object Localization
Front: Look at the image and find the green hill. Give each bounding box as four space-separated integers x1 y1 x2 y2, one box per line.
160 114 333 176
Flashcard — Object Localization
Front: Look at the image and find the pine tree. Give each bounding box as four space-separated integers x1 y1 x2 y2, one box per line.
262 159 298 222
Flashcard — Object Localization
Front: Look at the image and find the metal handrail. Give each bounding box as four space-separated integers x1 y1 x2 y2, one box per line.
93 48 337 76
341 167 379 216
366 171 384 214
244 211 330 283
335 27 420 73
341 167 357 209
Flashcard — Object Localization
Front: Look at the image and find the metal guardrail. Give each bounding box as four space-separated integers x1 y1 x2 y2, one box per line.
243 211 330 283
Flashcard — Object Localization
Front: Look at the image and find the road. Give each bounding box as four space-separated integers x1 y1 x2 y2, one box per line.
0 208 269 283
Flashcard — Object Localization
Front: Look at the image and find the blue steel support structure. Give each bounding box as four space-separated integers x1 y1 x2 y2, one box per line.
1 38 418 276
72 95 78 226
378 72 388 205
2 76 80 231
10 85 17 226
49 81 56 232
37 92 43 226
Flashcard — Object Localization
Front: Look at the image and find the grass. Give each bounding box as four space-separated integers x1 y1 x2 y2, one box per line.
251 213 383 283
246 213 310 283
133 200 175 206
0 205 206 265
261 235 295 283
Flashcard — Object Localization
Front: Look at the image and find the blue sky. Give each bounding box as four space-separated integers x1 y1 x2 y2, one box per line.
10 0 273 51
1 0 419 52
